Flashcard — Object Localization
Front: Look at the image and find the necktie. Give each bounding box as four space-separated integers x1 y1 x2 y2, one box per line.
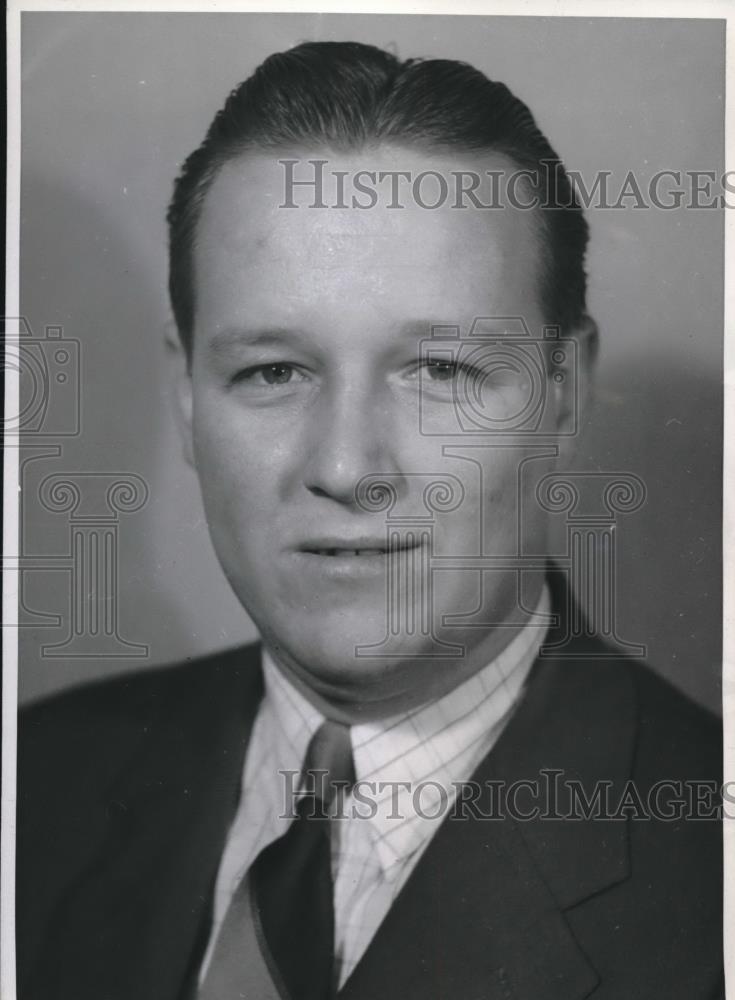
199 719 355 1000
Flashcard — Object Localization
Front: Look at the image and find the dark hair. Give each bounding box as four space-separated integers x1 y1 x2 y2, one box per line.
167 40 589 355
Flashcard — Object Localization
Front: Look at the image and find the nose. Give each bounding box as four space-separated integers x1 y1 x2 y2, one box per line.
302 381 396 505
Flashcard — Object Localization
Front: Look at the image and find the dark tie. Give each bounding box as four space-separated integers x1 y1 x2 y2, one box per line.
199 719 355 1000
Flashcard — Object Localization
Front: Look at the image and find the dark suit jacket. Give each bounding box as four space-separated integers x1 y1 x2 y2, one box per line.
17 573 723 999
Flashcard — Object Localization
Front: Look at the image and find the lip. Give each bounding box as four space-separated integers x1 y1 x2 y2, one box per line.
296 535 423 556
292 534 424 578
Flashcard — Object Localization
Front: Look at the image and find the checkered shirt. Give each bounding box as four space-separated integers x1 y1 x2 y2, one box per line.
200 584 550 987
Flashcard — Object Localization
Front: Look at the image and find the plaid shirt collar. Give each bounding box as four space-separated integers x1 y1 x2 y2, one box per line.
260 583 550 876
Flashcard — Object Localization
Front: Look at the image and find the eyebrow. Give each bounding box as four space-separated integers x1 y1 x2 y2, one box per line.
205 319 462 357
206 327 309 356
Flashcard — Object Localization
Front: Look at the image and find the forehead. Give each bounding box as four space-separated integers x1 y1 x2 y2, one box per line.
193 147 544 337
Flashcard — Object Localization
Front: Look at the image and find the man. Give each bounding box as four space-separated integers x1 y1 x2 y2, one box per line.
17 41 723 999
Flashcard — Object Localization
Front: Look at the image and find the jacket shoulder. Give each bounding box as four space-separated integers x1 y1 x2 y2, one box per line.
18 642 263 784
627 659 722 779
17 642 263 847
16 644 263 967
564 660 723 995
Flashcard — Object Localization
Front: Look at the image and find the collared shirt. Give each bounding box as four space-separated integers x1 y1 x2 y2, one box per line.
200 585 550 987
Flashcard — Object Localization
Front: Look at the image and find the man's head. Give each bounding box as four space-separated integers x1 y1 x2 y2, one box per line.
167 41 597 720
169 41 589 357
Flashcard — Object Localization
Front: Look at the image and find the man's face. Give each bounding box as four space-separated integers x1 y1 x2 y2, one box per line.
178 147 581 718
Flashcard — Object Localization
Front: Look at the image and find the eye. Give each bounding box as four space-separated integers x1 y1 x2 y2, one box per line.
416 359 484 386
258 363 295 385
422 359 459 382
232 362 305 388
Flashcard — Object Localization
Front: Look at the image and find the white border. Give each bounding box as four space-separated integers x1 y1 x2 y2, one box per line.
4 1 22 996
4 3 732 998
723 4 734 992
6 0 735 13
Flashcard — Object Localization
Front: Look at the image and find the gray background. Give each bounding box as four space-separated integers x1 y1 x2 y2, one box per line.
18 13 724 710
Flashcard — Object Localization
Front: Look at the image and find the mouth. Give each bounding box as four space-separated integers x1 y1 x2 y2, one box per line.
291 535 425 583
299 537 422 558
309 547 389 557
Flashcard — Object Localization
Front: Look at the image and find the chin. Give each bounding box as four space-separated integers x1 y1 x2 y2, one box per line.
267 612 426 674
281 620 402 671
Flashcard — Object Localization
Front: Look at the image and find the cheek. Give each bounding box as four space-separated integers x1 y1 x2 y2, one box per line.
455 450 551 549
191 416 261 538
193 432 314 579
192 395 290 491
430 457 519 556
477 453 522 510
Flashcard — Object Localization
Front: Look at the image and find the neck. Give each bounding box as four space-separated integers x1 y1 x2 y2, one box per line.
263 577 547 724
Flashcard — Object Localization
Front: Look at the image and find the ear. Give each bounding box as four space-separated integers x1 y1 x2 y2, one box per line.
164 320 195 468
551 313 599 447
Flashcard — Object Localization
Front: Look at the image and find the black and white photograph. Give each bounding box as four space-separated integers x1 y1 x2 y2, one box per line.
3 4 731 999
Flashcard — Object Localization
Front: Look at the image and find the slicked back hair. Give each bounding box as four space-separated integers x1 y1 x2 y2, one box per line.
167 40 589 356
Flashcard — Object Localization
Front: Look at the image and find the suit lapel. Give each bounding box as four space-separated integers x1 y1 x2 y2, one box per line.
341 575 637 1000
32 649 264 1000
